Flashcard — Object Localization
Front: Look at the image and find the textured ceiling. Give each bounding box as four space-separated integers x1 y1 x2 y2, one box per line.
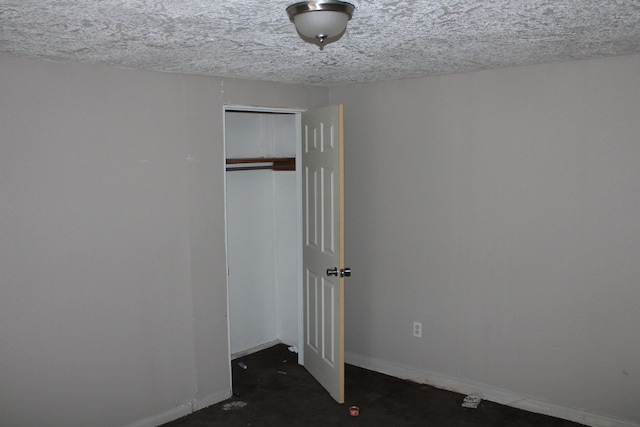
1 0 639 86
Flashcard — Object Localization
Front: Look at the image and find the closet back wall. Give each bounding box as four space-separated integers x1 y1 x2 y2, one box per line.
225 112 298 355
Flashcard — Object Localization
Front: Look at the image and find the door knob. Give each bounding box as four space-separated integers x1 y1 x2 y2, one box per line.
326 267 351 277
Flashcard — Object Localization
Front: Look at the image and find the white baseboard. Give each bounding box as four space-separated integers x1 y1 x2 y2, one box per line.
193 389 233 411
124 390 232 427
345 351 639 427
123 403 193 427
231 339 282 359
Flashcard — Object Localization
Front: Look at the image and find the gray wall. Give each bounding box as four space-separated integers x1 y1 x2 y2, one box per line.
0 55 327 427
330 54 640 425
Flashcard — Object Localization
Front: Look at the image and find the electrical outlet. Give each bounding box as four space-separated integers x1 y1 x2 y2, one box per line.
413 321 422 338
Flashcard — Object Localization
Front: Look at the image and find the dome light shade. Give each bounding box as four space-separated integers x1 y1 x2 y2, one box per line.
287 1 355 48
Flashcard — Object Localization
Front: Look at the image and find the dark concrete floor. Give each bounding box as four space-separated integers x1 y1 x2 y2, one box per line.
162 344 585 427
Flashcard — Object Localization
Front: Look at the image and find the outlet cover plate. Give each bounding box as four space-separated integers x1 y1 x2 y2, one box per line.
413 322 422 338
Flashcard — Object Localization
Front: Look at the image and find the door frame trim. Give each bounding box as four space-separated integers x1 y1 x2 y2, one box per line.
222 104 306 384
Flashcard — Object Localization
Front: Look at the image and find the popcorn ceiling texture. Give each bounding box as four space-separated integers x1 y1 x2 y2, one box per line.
1 0 639 86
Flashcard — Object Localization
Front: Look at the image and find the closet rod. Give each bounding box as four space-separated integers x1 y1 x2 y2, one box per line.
226 157 295 172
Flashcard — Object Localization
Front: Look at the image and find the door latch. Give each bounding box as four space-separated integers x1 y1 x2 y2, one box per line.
326 267 352 277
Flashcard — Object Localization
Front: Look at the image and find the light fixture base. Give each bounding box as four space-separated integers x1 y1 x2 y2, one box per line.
286 0 355 20
286 1 355 48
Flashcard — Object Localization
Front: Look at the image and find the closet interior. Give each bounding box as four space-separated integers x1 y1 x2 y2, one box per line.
225 110 300 357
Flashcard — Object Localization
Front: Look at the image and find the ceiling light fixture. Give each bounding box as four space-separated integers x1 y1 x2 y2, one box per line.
286 0 355 49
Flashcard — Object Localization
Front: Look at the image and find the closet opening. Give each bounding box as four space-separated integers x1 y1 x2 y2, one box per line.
223 106 304 386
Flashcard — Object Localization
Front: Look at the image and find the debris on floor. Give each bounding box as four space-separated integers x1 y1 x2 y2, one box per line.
223 401 248 411
277 371 287 375
461 394 481 408
288 346 299 353
349 406 360 416
238 362 248 370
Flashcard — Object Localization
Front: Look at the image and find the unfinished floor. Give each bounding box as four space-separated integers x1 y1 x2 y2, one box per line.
162 344 585 427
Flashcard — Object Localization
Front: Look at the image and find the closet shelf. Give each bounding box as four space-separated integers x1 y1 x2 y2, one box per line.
226 157 296 172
